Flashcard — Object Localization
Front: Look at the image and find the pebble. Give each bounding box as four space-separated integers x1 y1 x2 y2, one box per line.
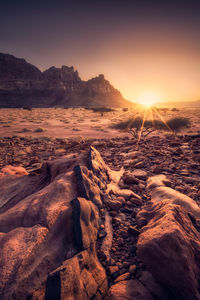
132 169 148 180
129 264 137 274
114 272 130 283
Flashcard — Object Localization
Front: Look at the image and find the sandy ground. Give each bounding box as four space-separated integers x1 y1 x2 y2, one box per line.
0 106 199 139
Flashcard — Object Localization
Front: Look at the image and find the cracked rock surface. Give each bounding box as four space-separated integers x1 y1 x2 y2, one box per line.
0 134 200 299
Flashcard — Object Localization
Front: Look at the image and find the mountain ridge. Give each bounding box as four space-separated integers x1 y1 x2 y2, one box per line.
0 52 133 108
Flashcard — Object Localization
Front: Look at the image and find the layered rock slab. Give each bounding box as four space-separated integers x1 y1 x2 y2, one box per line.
106 279 154 300
0 147 115 299
45 248 107 300
137 200 200 300
147 174 200 218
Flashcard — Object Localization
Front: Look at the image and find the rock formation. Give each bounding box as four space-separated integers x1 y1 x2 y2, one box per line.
137 201 200 300
0 53 132 108
136 174 200 300
146 174 200 218
1 135 200 299
0 148 112 299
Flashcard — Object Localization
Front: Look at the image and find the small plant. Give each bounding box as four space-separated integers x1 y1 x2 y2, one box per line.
21 128 31 132
34 127 44 133
91 107 115 113
111 116 191 139
72 128 81 131
167 117 190 132
171 108 180 112
23 106 32 111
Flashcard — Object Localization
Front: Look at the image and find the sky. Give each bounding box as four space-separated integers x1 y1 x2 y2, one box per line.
0 0 199 103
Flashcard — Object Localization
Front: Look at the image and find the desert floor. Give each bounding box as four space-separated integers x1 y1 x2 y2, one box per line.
0 106 199 140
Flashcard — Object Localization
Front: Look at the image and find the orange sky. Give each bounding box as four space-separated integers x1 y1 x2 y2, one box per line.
77 27 200 103
1 1 199 103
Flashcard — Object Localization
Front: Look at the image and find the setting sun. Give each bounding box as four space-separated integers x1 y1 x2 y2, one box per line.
137 91 159 107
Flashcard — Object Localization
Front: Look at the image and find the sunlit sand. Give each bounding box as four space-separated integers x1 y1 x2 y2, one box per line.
0 105 199 139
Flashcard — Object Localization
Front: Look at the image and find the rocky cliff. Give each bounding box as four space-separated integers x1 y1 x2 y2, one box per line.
0 53 131 108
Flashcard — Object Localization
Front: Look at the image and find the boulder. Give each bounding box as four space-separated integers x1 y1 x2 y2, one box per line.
71 197 99 251
106 279 154 300
132 169 148 180
139 271 171 300
0 147 119 299
137 200 200 300
147 174 200 218
45 248 107 300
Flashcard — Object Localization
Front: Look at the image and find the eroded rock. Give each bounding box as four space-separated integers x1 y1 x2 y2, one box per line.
147 174 200 218
45 248 107 300
137 200 200 300
106 279 154 300
0 147 115 299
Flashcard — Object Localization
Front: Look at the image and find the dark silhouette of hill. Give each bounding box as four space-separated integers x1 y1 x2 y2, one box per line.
0 53 133 108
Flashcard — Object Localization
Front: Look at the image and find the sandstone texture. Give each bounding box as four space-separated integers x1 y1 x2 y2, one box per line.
0 134 200 299
0 147 112 299
137 200 200 299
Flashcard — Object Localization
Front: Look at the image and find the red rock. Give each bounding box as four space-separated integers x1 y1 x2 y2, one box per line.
147 174 200 218
107 199 123 211
129 264 136 274
0 147 113 299
114 272 130 283
123 173 140 185
140 271 171 300
132 170 148 180
106 279 154 300
130 197 143 206
109 266 119 275
137 201 200 300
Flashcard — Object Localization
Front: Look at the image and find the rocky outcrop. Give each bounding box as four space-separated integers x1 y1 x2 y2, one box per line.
1 135 200 299
106 279 154 300
0 53 42 80
0 147 117 299
0 52 132 108
146 174 200 218
136 175 200 300
45 248 107 300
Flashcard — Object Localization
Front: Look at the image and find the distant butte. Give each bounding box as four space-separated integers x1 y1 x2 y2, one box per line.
0 53 133 108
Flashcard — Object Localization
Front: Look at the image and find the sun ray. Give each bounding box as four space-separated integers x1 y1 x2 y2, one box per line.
152 106 175 133
137 107 148 145
149 106 155 126
100 108 134 125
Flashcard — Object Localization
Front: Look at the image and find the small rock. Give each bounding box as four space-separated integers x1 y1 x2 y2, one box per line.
123 173 140 185
129 264 136 274
130 197 143 206
134 161 145 168
114 272 130 283
98 229 107 239
110 211 117 217
115 189 142 200
132 169 148 180
107 199 123 211
123 261 130 268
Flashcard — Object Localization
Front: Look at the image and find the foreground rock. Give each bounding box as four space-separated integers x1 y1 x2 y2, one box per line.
106 279 154 300
147 174 200 218
137 176 200 300
0 147 119 299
